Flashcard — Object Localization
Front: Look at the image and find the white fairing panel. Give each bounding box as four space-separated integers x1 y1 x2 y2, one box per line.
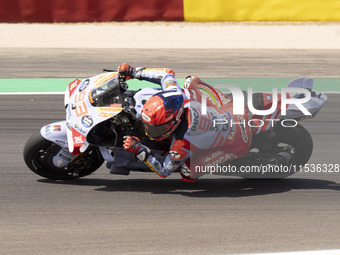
285 78 328 119
40 121 68 148
64 72 123 154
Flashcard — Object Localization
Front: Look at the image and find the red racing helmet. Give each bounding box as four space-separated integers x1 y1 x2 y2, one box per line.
141 91 184 141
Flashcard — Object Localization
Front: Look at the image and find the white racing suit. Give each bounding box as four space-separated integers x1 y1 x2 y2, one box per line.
133 68 252 179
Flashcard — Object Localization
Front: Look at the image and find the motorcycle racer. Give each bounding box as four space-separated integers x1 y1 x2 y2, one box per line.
118 63 252 182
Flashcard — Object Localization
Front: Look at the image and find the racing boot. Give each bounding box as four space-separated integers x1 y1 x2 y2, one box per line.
179 163 196 183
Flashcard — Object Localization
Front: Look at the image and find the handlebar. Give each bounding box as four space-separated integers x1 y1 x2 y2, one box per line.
102 68 129 91
102 69 116 72
119 79 128 91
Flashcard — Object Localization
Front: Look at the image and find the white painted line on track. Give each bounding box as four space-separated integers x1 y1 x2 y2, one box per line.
242 249 340 255
0 92 64 95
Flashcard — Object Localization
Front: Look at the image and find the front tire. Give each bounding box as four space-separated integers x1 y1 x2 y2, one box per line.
23 132 104 180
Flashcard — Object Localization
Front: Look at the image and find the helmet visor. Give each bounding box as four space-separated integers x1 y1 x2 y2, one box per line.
143 120 174 139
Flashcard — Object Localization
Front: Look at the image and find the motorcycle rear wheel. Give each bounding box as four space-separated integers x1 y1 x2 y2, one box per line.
239 123 313 179
23 132 104 180
273 123 313 167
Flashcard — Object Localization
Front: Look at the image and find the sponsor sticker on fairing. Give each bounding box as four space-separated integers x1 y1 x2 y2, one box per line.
68 79 81 97
45 125 51 135
52 125 61 131
81 115 93 128
79 79 90 92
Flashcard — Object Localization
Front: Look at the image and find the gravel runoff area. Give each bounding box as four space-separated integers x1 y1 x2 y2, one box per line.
1 22 340 49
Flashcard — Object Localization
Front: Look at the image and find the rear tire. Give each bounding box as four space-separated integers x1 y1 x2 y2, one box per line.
23 132 104 180
239 124 313 179
273 123 313 167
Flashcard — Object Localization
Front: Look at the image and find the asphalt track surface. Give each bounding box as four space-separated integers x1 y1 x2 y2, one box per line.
1 48 340 255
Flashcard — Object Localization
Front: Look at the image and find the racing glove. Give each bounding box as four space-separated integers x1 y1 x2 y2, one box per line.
118 63 135 81
124 136 173 179
123 136 150 162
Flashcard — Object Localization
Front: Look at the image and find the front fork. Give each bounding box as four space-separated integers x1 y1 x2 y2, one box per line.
52 147 76 168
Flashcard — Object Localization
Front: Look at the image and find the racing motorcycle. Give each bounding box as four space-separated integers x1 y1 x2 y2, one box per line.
23 71 327 180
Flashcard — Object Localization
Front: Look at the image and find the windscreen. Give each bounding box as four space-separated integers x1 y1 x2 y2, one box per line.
89 76 124 107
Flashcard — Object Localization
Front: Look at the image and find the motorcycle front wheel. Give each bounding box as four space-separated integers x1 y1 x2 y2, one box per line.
23 132 104 180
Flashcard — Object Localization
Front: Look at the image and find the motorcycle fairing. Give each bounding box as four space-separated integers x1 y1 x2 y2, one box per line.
43 77 161 157
67 79 81 99
65 72 123 154
286 78 328 119
40 120 68 148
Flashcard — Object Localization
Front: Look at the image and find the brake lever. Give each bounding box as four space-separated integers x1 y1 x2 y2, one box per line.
102 69 116 72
